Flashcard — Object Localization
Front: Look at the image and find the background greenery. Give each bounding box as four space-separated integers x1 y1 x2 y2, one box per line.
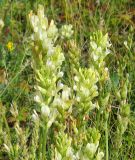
0 0 135 159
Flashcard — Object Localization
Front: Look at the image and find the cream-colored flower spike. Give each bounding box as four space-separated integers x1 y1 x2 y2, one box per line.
29 4 59 54
90 31 111 63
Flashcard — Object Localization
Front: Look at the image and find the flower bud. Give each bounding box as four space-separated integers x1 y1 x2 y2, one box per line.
61 24 73 39
47 20 58 38
57 81 64 89
58 71 64 77
90 41 97 50
66 147 74 159
34 95 41 103
76 96 80 102
62 87 71 101
74 76 79 82
41 104 50 118
85 142 99 157
73 85 77 91
32 110 39 122
96 151 104 160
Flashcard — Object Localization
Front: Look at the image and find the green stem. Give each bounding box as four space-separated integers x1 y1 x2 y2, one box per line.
38 128 43 159
105 114 109 160
42 123 48 160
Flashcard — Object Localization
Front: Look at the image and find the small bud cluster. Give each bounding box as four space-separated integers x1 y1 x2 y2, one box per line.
90 31 111 64
73 68 98 114
89 31 111 81
61 24 73 39
115 77 130 149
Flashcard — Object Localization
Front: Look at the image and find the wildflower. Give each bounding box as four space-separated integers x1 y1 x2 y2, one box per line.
29 12 39 33
96 151 104 160
55 149 62 160
103 67 109 80
57 81 64 89
47 20 58 38
41 104 50 118
37 4 45 20
53 97 62 106
85 142 99 157
46 60 55 69
46 60 53 67
34 95 41 103
32 110 39 122
66 147 75 159
90 41 97 50
105 49 111 55
124 41 128 49
73 85 77 91
47 46 54 55
42 38 53 51
76 96 80 102
74 76 79 82
92 53 99 61
80 86 90 97
62 87 71 101
58 71 64 77
6 41 14 51
47 109 58 128
90 31 111 63
61 24 73 39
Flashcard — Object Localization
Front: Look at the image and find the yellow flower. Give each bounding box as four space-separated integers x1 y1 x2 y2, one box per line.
6 41 14 51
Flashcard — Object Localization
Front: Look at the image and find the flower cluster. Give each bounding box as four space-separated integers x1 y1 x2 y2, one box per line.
90 31 111 64
115 77 130 148
73 68 98 114
29 5 104 160
53 85 72 113
89 31 111 81
54 132 75 160
6 41 14 52
61 24 73 39
29 4 65 104
29 5 58 48
70 127 104 160
53 128 104 160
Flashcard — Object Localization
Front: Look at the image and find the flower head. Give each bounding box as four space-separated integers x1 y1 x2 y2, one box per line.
61 24 73 39
6 41 14 52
